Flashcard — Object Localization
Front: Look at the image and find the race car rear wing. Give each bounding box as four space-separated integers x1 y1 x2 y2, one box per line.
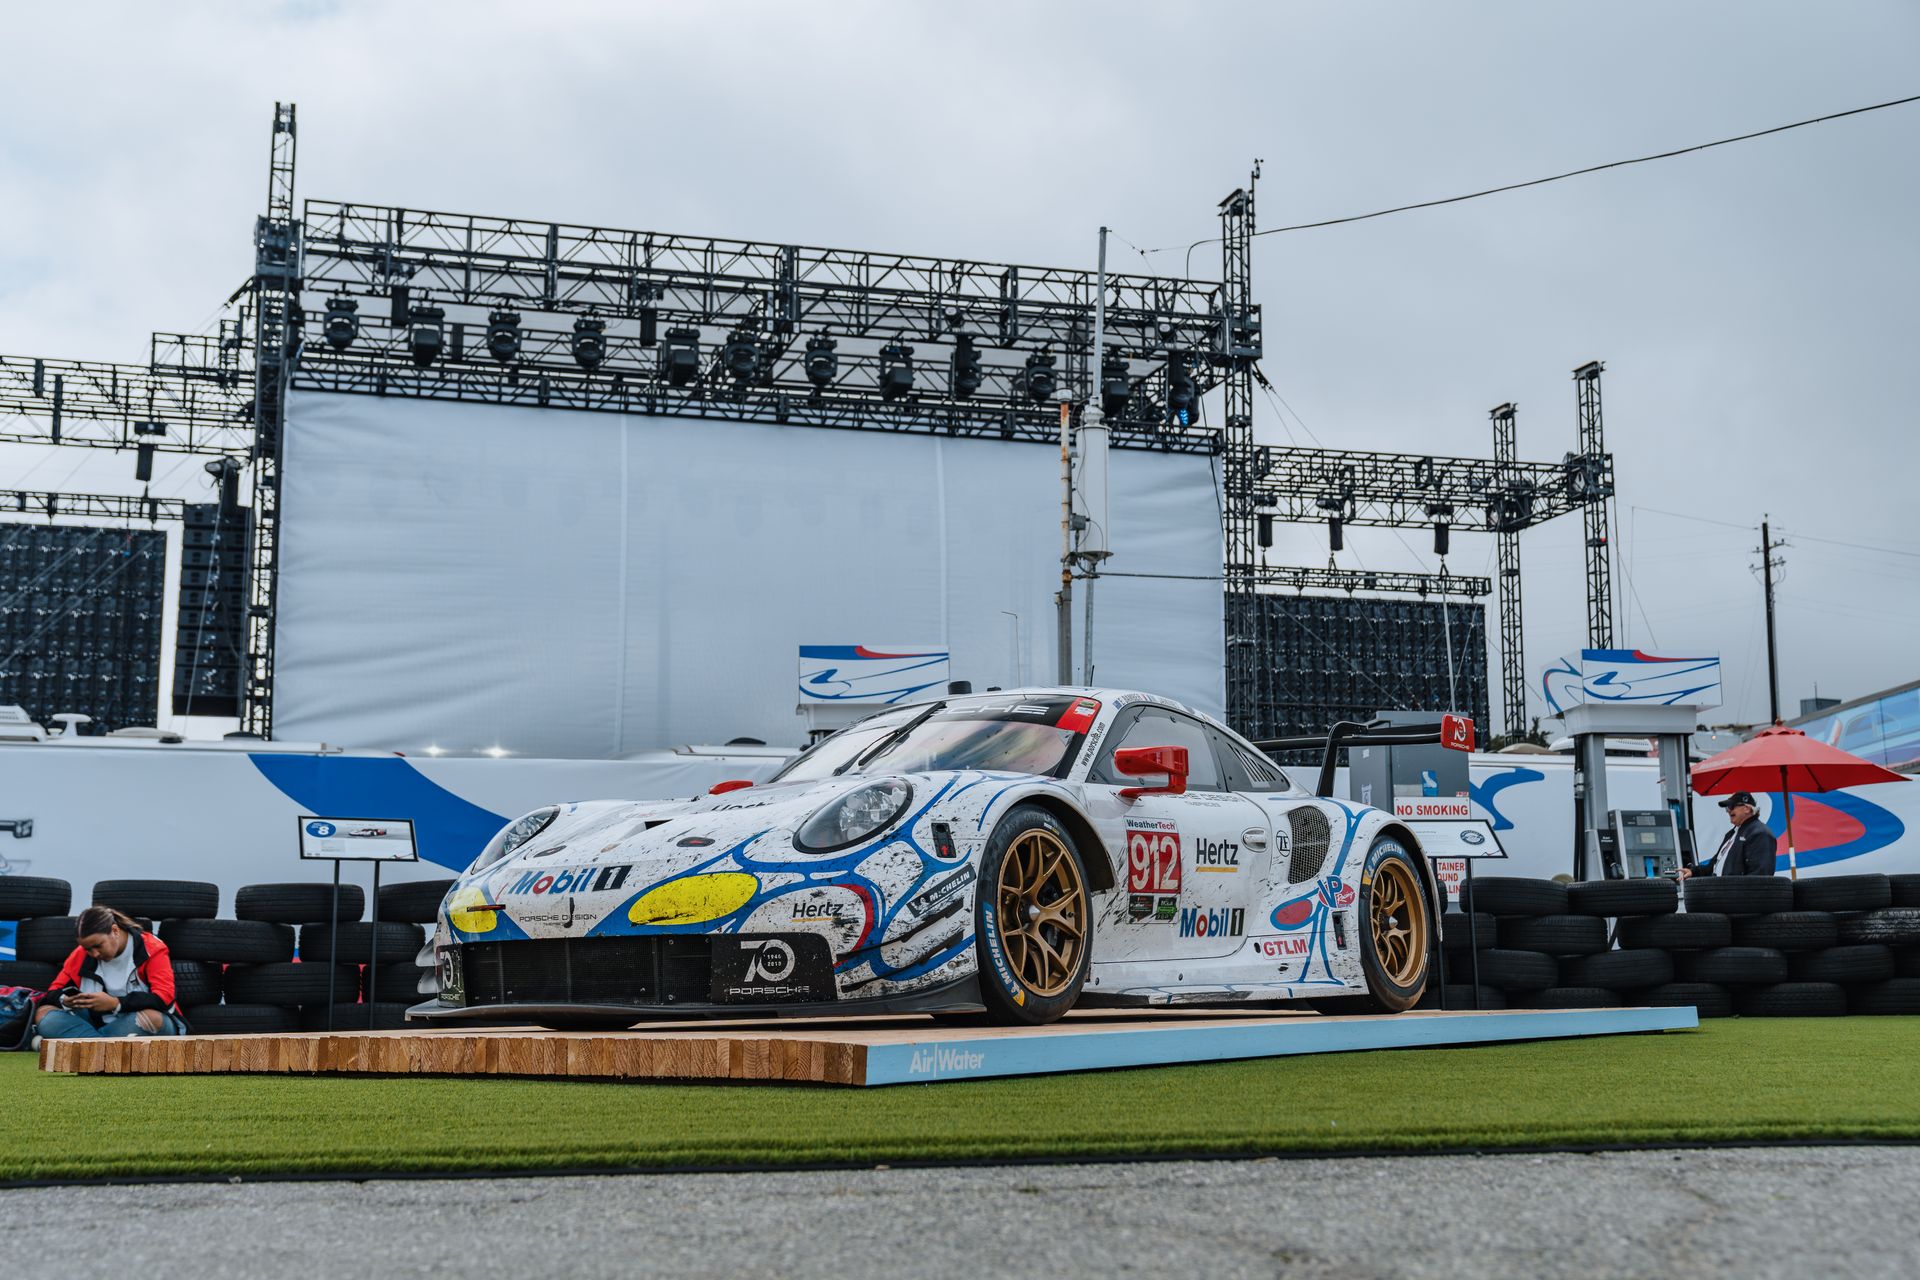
1252 715 1475 799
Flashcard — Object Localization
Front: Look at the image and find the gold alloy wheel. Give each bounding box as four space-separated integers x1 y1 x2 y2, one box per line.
1368 856 1428 987
994 829 1087 998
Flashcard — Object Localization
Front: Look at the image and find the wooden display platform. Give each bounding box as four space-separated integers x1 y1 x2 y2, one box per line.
39 1005 1696 1087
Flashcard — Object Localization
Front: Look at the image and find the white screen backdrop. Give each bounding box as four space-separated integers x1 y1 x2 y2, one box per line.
276 393 1224 756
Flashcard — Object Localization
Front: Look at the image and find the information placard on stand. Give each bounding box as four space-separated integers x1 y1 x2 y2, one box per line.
1403 818 1507 1011
298 817 419 1029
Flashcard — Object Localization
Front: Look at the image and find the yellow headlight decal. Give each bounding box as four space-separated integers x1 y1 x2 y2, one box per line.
627 872 760 926
447 886 498 934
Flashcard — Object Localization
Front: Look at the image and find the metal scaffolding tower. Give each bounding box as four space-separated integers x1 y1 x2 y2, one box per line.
1490 402 1527 737
1571 360 1614 648
1218 166 1265 725
242 102 299 736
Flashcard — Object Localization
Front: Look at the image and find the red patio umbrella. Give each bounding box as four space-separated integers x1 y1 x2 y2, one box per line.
1691 724 1909 879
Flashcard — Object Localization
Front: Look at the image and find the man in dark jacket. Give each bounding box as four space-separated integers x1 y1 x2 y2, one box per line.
1680 791 1779 877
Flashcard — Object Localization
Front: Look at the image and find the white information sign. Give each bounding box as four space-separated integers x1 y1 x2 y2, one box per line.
1404 819 1506 860
298 816 420 863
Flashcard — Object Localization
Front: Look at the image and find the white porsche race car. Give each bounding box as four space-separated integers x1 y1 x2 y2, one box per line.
413 687 1442 1027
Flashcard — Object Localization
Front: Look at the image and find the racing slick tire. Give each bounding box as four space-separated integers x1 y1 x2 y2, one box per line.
376 878 458 924
1792 874 1890 913
0 876 71 920
1458 877 1566 918
1731 911 1837 952
91 879 219 921
234 882 365 924
1789 944 1895 985
1566 878 1678 918
1636 982 1734 1018
1616 912 1732 951
362 962 434 1003
974 804 1091 1025
1416 984 1505 1010
1889 875 1920 908
1898 949 1920 978
1355 836 1432 1013
1734 981 1846 1017
160 919 295 964
1683 877 1792 916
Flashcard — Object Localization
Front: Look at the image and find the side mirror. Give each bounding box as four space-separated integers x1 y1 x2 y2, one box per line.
1440 714 1476 752
1114 745 1189 800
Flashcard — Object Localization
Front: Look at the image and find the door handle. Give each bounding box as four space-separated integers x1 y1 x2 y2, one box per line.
1242 827 1268 851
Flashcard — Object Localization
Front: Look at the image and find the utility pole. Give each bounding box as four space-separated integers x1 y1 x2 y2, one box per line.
1757 517 1787 723
1057 399 1073 684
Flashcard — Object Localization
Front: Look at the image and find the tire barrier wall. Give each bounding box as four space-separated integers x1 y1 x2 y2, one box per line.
1449 874 1920 1016
0 875 455 1034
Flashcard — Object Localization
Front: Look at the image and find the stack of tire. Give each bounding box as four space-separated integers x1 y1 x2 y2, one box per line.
1447 873 1920 1016
0 876 79 990
0 873 453 1035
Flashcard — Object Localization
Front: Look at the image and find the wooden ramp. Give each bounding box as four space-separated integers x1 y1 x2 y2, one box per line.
38 1005 1696 1087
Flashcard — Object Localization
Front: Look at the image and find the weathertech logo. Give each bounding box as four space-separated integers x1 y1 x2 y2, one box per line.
1178 906 1245 939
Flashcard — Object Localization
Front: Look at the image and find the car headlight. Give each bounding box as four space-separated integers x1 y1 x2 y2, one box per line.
468 806 559 873
794 779 913 853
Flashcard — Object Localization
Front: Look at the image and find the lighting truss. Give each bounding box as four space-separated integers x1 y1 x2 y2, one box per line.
0 355 249 455
1 490 186 522
1248 564 1492 597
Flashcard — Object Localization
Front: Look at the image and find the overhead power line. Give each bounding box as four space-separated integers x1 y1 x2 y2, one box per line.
1139 91 1920 260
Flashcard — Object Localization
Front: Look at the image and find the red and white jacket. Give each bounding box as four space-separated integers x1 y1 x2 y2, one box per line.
41 929 180 1016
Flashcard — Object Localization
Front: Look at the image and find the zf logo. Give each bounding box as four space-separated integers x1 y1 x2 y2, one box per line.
740 938 796 983
1127 825 1181 895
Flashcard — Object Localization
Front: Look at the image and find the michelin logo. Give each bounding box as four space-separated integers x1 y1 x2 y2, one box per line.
908 1045 988 1076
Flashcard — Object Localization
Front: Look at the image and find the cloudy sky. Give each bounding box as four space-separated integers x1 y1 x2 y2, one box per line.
2 0 1915 733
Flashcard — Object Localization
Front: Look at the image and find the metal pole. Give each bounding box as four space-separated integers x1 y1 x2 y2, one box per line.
1761 516 1781 724
1057 400 1073 684
368 861 382 1015
1081 227 1108 689
325 857 340 1031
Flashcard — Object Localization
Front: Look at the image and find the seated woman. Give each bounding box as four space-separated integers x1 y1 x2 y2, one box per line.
34 905 187 1040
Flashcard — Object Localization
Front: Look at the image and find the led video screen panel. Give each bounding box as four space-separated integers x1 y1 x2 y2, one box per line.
275 393 1224 757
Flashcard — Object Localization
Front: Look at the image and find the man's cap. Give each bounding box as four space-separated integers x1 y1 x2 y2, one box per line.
1718 791 1757 810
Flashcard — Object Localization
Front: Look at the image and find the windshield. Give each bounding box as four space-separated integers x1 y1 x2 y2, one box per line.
773 695 1099 783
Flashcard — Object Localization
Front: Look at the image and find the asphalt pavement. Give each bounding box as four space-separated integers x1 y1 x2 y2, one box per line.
4 1146 1916 1278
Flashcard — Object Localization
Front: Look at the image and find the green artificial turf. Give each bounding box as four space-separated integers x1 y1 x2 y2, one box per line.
5 1019 1917 1181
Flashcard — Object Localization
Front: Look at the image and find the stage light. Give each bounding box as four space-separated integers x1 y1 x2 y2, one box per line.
1100 352 1131 418
407 305 446 367
804 333 837 389
1256 512 1274 549
662 326 701 386
323 297 359 352
878 344 914 400
721 329 760 382
1165 355 1196 424
486 309 522 363
571 316 607 370
1020 350 1057 402
203 457 242 511
1328 515 1344 551
949 334 982 400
